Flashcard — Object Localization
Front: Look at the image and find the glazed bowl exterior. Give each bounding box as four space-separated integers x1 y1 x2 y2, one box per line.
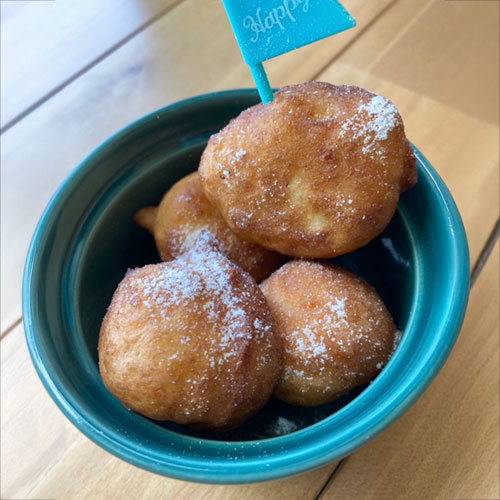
23 90 469 484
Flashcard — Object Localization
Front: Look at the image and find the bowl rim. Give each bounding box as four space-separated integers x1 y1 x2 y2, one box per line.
23 89 470 484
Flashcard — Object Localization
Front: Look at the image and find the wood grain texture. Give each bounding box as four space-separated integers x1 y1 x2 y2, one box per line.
321 242 500 500
0 326 334 499
0 0 178 130
370 0 499 126
336 0 500 126
0 0 393 333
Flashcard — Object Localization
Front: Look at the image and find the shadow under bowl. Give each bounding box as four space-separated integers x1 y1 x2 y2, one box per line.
23 90 469 483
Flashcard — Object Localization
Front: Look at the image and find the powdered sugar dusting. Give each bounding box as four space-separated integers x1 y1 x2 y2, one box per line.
289 297 349 360
392 329 403 353
266 416 298 436
133 234 244 340
124 231 277 395
263 261 396 396
359 95 399 141
340 94 399 156
235 149 247 161
140 267 203 309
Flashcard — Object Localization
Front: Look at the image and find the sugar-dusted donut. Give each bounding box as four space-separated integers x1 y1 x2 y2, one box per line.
134 172 285 282
199 82 417 258
261 260 396 406
99 232 282 430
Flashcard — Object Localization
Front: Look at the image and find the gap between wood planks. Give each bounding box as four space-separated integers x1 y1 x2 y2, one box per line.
0 0 185 135
0 317 22 341
471 218 500 287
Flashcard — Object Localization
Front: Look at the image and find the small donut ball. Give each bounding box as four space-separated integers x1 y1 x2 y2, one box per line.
134 172 285 282
260 260 396 406
98 232 282 430
199 82 417 258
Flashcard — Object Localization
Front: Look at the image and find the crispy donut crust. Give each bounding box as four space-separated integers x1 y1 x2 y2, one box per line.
98 232 282 430
261 260 397 406
135 173 286 282
199 82 417 258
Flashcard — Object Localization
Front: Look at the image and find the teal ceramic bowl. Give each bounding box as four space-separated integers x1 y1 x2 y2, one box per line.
23 90 469 484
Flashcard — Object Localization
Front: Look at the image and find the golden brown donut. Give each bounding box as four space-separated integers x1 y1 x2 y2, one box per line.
98 232 282 430
134 205 156 234
260 260 397 406
199 81 417 258
134 172 285 282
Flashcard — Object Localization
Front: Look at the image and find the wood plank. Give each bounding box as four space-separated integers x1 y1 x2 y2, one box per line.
336 0 500 126
0 0 179 129
370 0 499 126
0 324 334 499
321 242 499 500
0 0 394 333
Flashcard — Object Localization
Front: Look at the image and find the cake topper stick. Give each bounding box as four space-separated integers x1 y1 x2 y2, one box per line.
221 0 356 104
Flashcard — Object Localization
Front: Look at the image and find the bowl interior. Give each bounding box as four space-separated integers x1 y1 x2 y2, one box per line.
25 90 468 482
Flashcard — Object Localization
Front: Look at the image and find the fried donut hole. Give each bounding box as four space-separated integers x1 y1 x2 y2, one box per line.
260 260 396 406
134 172 285 282
98 232 282 430
199 81 417 258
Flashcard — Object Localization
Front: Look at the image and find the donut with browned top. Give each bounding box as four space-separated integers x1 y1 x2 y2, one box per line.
134 172 286 282
260 260 397 406
98 232 282 430
199 81 417 258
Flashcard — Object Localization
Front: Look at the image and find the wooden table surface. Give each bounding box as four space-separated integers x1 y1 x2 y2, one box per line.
1 1 499 498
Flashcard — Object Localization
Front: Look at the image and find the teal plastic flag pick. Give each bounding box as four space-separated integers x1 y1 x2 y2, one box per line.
221 0 356 103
